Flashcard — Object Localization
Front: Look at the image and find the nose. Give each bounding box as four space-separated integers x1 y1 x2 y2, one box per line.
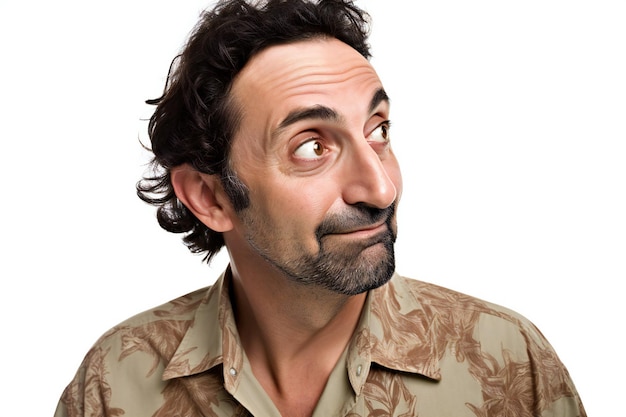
341 141 398 209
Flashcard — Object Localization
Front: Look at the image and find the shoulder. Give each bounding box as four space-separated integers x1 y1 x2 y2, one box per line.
370 275 586 416
389 274 549 349
100 285 211 345
57 285 216 417
77 285 213 376
393 274 529 320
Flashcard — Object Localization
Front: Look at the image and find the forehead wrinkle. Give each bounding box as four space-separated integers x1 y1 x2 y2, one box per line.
265 65 376 95
232 39 384 152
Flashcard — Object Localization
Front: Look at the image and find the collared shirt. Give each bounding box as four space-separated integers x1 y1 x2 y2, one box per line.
55 272 586 417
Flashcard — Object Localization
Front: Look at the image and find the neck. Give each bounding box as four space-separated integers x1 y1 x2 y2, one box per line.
227 259 366 415
229 260 366 363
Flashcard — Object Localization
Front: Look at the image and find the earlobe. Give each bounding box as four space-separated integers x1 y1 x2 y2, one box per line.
170 164 234 232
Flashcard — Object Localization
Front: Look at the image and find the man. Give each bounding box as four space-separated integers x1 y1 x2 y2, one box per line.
55 1 586 416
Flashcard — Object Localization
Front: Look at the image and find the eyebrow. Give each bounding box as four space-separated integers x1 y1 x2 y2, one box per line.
369 88 390 114
275 87 390 134
278 105 341 131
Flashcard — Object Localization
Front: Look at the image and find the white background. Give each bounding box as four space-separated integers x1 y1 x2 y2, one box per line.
1 0 624 415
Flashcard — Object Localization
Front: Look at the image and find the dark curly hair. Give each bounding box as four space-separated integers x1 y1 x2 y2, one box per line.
137 0 372 263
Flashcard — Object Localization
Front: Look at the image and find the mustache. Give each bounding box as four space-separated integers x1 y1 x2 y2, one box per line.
315 202 396 240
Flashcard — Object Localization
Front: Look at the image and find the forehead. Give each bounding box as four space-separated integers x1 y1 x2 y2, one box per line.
234 37 378 94
230 38 384 133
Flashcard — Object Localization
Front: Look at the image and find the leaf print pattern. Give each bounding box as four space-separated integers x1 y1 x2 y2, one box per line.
361 370 417 417
363 277 586 417
153 368 238 417
119 320 192 377
153 292 205 317
523 326 587 414
367 280 440 378
60 346 124 417
56 273 585 417
465 349 536 417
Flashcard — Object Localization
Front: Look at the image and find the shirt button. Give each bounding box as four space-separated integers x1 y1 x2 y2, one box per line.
356 364 363 377
229 367 237 376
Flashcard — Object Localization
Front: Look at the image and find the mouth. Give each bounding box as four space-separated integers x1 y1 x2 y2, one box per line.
323 221 391 246
319 221 392 257
315 202 397 244
334 221 387 237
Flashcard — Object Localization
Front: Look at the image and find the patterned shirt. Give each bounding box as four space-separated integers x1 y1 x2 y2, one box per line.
55 271 586 417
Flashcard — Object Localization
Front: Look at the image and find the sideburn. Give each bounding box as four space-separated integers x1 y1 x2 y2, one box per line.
220 165 250 212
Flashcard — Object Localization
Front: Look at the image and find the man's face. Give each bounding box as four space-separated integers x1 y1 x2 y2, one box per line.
224 38 403 295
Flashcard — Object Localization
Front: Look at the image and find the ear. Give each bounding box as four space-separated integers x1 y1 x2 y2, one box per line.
170 164 234 232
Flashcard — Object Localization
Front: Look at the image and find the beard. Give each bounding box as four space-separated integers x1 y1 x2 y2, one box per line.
241 202 397 296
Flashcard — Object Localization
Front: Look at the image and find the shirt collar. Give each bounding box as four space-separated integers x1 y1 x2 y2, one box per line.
163 270 442 394
162 268 243 392
347 273 442 394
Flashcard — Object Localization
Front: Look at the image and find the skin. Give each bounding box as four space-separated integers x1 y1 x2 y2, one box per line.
172 37 402 417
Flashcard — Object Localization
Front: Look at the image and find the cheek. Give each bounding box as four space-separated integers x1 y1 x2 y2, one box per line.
273 173 337 208
293 187 332 214
258 185 331 254
250 178 333 228
278 181 339 248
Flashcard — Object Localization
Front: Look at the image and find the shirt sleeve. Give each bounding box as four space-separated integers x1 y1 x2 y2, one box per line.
54 343 126 417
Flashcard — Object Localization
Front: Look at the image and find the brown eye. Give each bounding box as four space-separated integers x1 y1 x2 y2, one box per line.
381 124 389 140
370 122 391 144
312 141 324 156
294 139 326 159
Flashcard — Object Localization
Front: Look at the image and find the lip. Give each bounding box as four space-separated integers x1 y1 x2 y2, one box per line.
333 221 388 238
